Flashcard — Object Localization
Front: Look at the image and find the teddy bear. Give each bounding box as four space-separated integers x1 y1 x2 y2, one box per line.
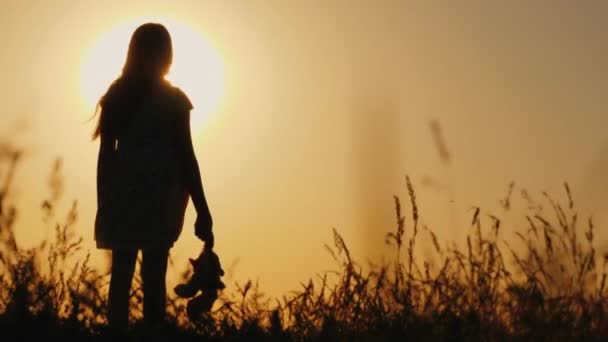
174 242 225 320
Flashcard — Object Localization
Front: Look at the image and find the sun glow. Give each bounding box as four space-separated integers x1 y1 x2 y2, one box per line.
80 18 225 130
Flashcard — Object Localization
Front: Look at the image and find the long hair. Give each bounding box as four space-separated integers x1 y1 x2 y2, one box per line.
92 23 173 139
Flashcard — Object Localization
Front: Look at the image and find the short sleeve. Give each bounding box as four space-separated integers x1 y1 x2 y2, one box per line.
172 86 193 112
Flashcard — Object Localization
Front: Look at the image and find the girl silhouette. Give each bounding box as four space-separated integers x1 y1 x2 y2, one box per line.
92 23 213 330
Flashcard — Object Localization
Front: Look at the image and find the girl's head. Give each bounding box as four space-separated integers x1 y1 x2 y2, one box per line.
93 23 173 139
123 23 173 79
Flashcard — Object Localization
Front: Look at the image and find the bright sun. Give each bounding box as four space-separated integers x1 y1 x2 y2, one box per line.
80 18 225 130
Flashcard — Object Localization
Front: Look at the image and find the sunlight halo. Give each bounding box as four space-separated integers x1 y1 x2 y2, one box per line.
79 17 225 131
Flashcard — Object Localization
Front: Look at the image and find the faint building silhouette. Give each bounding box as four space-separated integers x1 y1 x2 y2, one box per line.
350 95 403 261
578 143 608 241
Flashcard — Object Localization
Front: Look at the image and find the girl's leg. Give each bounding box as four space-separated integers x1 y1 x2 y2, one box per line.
141 248 169 327
108 248 138 330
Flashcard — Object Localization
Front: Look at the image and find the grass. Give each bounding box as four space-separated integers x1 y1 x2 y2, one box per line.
1 142 607 341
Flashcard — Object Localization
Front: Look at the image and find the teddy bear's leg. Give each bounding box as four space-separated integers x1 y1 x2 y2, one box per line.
186 291 218 321
174 281 199 298
200 290 218 312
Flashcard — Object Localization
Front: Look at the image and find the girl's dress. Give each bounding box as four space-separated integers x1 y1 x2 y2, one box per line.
95 84 193 250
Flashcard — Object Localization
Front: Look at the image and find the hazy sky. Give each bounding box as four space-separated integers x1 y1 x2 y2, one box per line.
1 0 607 296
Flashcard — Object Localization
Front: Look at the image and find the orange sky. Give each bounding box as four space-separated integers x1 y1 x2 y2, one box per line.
1 0 608 297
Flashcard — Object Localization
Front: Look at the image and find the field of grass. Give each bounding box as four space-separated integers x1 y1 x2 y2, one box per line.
1 142 607 341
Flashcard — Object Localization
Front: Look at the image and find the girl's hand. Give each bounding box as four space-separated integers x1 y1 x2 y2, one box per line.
195 212 213 246
204 231 214 250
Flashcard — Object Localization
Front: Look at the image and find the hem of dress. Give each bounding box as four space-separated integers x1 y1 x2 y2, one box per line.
96 240 175 250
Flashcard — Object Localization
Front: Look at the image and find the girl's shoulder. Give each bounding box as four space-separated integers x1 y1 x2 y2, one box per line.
161 81 193 112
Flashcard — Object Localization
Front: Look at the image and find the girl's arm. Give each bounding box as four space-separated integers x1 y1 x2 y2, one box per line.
96 134 116 208
176 108 213 237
